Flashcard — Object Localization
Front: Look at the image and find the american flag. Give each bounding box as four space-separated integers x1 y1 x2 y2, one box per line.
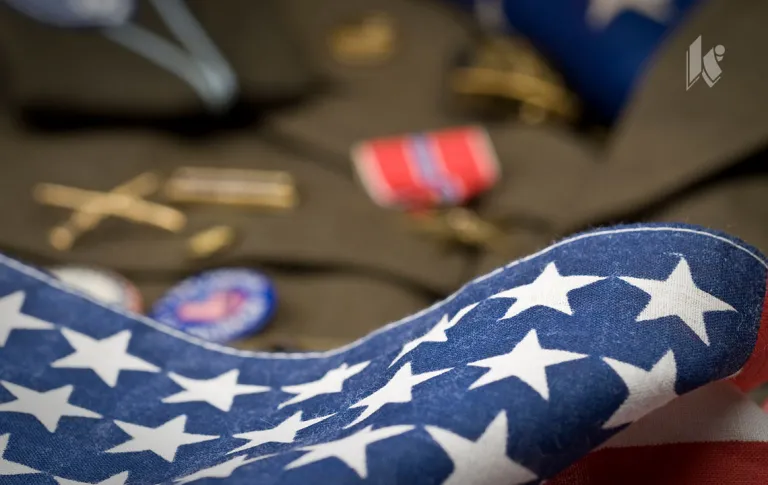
0 224 766 484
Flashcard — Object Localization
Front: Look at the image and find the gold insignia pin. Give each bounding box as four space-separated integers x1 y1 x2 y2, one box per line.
449 37 580 124
329 12 396 66
407 207 511 255
34 172 187 251
163 167 298 210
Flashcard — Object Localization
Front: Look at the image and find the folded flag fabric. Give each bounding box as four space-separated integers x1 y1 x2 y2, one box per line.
453 0 703 120
553 381 768 484
0 223 765 484
0 0 313 119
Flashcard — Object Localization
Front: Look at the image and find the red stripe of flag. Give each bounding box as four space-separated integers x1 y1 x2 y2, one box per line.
549 442 768 485
731 280 768 391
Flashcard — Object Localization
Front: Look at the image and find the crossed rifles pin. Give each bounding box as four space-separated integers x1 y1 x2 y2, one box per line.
33 168 297 257
34 172 186 252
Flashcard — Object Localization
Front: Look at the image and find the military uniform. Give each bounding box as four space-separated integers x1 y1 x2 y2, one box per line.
0 0 764 351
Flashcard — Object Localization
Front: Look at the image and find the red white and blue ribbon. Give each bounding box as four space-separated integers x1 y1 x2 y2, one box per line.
352 127 500 209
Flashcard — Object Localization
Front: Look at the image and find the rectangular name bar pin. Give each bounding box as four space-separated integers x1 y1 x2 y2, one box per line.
163 167 298 209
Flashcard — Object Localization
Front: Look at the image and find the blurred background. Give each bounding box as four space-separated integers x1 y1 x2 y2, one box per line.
0 0 764 369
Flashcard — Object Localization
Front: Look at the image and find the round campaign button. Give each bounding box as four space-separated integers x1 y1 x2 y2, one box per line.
50 265 143 313
150 269 276 343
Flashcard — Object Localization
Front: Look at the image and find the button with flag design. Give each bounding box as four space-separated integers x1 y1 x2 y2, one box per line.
150 269 277 344
351 126 500 210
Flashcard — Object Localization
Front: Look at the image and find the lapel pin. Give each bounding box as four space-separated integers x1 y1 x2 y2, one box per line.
163 167 298 210
34 172 187 251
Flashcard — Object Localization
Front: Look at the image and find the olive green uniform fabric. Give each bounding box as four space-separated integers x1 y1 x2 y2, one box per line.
0 0 764 352
0 0 313 116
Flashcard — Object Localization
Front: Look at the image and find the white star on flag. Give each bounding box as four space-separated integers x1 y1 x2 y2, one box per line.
467 329 588 399
390 303 479 367
0 291 55 347
426 411 538 485
345 362 451 429
620 257 737 345
586 0 673 28
0 381 102 432
162 369 270 412
174 454 275 484
602 350 678 429
106 415 218 462
490 262 605 320
279 361 371 409
55 471 129 485
285 425 415 478
228 411 334 454
0 433 41 476
50 329 160 387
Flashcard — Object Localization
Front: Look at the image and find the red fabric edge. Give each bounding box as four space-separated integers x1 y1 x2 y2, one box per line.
548 442 768 485
732 278 768 391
